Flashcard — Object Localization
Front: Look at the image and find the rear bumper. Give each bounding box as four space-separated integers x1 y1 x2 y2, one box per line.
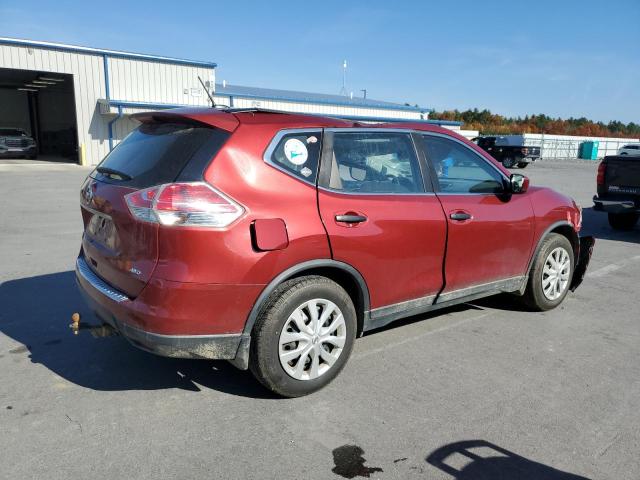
75 256 255 360
593 196 639 214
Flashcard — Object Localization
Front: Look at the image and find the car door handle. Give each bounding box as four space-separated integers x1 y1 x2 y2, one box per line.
335 214 367 224
450 212 472 221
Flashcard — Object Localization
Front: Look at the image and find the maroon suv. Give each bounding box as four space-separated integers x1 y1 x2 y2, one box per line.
76 108 594 397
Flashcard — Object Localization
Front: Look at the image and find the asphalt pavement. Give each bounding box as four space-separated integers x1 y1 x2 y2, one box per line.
0 159 638 479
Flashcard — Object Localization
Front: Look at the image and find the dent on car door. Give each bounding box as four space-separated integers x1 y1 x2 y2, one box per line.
419 134 535 300
316 130 447 326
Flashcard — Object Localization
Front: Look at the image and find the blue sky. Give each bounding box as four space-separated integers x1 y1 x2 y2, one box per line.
1 0 639 123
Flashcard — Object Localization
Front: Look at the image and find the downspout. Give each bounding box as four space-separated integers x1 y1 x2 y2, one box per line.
103 54 119 151
108 105 122 151
103 54 111 101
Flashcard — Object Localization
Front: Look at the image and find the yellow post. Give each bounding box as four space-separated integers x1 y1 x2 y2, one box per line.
79 143 86 166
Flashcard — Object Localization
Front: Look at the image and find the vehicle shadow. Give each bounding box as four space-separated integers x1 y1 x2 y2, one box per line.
469 293 529 313
363 303 485 336
426 440 591 479
581 207 638 244
0 271 276 398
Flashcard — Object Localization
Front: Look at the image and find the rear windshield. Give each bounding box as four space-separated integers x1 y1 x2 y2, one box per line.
93 122 229 188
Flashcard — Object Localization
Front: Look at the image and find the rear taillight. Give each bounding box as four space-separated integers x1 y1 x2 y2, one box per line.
597 161 606 186
125 182 244 228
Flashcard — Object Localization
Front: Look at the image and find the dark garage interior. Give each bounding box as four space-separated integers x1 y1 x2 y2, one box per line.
0 67 78 162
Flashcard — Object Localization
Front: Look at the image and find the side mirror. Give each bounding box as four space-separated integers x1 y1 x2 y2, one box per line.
509 174 529 194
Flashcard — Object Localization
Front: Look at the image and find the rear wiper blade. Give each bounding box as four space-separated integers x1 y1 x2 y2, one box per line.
95 166 132 181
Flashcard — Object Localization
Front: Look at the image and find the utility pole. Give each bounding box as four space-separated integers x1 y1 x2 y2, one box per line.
360 89 367 99
339 60 348 96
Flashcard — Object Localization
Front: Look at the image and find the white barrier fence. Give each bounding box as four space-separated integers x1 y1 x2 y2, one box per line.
520 133 639 160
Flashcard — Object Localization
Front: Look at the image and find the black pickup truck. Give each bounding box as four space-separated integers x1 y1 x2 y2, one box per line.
473 136 541 169
593 155 640 230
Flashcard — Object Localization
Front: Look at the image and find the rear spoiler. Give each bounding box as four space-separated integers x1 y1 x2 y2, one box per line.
132 108 240 133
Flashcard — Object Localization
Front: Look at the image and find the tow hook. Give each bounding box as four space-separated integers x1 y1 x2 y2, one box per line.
69 313 81 335
69 312 118 338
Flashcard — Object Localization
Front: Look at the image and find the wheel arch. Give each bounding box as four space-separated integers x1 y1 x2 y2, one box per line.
526 221 579 278
242 260 370 338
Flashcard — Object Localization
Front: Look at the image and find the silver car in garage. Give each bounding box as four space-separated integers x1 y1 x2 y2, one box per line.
0 128 37 159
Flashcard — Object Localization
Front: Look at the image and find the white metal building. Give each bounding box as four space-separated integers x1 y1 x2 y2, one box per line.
1 37 451 166
0 37 216 166
211 83 426 121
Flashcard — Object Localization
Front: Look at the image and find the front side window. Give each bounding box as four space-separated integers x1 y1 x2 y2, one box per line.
328 132 424 193
422 135 505 194
269 131 322 183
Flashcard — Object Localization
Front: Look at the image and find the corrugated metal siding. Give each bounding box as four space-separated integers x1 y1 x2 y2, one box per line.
1 43 215 165
108 58 213 105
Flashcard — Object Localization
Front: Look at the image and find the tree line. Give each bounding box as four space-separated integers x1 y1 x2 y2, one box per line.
428 109 640 138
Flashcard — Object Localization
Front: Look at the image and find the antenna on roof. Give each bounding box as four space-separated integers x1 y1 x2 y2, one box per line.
339 60 348 96
198 76 216 108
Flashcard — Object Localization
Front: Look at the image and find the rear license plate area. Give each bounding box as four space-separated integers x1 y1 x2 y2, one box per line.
87 213 117 249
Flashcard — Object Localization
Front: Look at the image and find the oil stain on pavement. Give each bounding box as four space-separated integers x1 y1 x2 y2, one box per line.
331 445 383 478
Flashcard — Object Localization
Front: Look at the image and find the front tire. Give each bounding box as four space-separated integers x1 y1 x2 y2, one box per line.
521 233 574 311
502 156 516 168
608 213 638 231
517 162 529 169
249 276 357 397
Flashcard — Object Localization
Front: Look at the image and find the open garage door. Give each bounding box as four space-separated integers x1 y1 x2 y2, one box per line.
0 68 78 163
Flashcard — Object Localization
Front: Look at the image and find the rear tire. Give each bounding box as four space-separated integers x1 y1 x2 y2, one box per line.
608 213 638 231
502 156 516 168
521 233 574 311
249 276 357 397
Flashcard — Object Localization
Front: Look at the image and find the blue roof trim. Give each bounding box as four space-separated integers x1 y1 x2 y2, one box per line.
103 101 460 126
105 99 193 109
0 37 217 68
333 114 463 126
214 84 425 113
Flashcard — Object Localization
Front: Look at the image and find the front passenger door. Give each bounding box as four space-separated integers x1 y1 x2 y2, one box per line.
419 133 535 300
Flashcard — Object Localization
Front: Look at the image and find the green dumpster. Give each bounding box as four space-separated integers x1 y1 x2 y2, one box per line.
578 141 599 160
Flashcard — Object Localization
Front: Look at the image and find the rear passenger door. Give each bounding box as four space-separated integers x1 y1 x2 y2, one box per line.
418 133 535 301
317 129 447 326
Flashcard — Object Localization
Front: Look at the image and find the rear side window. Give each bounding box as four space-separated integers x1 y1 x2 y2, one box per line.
93 122 229 188
268 131 322 183
328 132 424 193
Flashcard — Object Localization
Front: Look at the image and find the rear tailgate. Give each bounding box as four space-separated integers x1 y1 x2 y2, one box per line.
80 118 231 298
603 155 640 197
